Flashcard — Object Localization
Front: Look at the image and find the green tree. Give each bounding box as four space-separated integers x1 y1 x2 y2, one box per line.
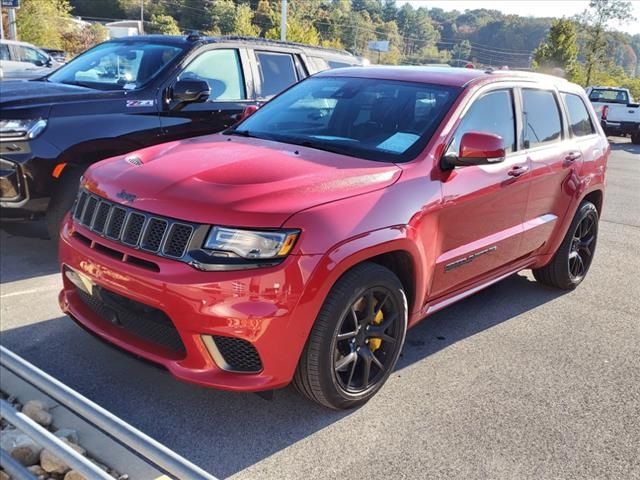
61 23 108 56
206 0 236 35
533 19 578 79
16 0 72 49
452 40 471 61
235 4 260 37
147 14 181 35
581 0 635 85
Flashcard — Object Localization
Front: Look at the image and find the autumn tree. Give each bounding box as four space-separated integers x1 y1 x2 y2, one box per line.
581 0 635 85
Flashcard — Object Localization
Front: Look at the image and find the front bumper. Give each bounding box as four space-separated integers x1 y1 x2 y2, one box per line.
0 138 60 213
58 217 323 391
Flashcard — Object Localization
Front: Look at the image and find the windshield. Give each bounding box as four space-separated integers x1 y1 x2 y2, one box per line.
231 76 460 163
47 41 184 90
589 89 630 105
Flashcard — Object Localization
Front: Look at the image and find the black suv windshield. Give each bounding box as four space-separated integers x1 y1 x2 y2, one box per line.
230 76 460 163
47 41 184 90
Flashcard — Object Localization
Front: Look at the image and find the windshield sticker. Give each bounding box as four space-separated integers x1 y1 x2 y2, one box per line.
376 132 420 153
126 100 154 108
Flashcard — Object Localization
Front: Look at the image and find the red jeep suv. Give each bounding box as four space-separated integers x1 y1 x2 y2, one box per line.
59 67 609 409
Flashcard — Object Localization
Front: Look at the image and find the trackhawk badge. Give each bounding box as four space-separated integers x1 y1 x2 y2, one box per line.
116 190 137 202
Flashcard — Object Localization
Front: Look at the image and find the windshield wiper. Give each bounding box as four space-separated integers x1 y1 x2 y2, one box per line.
225 129 258 138
60 80 98 89
293 139 356 156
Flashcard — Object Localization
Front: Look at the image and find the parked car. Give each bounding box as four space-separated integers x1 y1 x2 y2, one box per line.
41 48 68 64
586 86 640 143
58 67 609 409
0 39 61 79
0 34 361 241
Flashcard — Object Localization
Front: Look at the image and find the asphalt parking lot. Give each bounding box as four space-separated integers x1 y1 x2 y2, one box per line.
1 138 639 480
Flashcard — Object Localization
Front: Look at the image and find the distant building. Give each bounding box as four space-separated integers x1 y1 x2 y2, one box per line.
105 21 142 39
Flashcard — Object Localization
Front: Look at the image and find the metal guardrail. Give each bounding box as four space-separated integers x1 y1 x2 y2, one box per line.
0 448 36 480
0 345 218 480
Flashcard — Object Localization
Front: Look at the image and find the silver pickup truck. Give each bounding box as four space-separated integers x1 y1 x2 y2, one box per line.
586 86 640 144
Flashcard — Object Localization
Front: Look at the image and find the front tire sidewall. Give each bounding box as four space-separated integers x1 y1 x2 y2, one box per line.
326 285 408 405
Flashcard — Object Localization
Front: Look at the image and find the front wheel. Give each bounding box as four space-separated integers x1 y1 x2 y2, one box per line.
294 262 407 409
46 166 86 246
533 201 599 290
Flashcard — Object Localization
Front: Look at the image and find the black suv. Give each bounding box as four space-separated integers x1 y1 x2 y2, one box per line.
0 34 361 240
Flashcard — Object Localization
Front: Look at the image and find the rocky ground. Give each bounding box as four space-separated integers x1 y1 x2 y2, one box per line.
0 390 128 480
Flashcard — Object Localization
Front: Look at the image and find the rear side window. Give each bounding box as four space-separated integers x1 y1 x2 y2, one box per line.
180 49 245 101
522 89 562 148
256 51 298 98
0 44 10 61
589 88 629 104
562 93 595 137
449 89 516 154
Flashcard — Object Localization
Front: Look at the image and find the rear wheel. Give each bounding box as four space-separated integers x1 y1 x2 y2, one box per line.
631 130 640 145
533 201 599 290
294 262 407 409
46 166 85 246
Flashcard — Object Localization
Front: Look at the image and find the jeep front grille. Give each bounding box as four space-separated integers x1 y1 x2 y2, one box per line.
73 189 195 260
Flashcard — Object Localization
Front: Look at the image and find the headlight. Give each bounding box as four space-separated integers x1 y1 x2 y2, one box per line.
203 227 299 259
0 119 47 140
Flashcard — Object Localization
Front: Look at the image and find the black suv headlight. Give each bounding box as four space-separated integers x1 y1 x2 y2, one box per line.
0 119 47 141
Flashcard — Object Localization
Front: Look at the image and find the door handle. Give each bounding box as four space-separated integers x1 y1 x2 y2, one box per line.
507 165 529 177
565 151 582 162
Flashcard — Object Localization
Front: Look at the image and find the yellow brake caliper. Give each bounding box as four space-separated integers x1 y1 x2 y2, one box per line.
369 308 384 352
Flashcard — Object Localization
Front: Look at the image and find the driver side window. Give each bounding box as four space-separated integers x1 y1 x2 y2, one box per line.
179 49 246 101
448 89 516 155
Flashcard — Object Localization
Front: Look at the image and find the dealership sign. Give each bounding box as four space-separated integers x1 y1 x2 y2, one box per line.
1 0 20 7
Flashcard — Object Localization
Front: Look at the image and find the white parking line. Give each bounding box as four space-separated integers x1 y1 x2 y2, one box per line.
0 285 60 299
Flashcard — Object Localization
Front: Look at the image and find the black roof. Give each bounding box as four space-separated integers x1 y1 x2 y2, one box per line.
109 34 354 57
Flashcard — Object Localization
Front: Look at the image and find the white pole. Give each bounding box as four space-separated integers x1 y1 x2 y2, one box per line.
140 0 144 34
0 3 4 40
281 0 287 42
8 7 17 41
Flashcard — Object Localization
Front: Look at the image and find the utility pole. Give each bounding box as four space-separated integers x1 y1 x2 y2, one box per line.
280 0 287 41
8 7 17 40
0 2 4 40
140 0 144 34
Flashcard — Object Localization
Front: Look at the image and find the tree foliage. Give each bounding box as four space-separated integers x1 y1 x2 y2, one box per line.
147 14 181 35
15 0 72 49
533 19 578 79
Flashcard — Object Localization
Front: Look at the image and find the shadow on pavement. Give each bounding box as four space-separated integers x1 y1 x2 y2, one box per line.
0 226 58 283
0 270 566 478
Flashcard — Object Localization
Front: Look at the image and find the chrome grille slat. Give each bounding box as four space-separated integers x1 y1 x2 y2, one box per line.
72 189 196 262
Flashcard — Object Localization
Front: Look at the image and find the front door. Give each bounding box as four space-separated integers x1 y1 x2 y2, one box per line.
430 88 531 298
160 48 254 142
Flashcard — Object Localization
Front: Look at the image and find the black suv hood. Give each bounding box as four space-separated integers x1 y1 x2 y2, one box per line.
0 80 124 111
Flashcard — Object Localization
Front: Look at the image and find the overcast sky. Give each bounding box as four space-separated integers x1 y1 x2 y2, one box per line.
405 0 640 35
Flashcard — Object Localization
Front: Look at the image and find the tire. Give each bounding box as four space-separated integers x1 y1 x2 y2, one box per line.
533 201 599 290
293 262 407 410
46 166 86 245
631 131 640 145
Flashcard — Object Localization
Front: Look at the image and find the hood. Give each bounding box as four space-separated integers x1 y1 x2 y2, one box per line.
85 135 402 228
0 80 122 110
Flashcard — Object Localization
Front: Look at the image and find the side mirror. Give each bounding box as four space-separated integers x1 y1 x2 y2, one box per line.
171 79 211 104
34 60 45 67
441 131 506 169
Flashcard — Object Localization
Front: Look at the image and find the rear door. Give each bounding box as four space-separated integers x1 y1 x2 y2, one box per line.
159 46 256 142
431 87 531 297
519 87 581 254
250 49 304 101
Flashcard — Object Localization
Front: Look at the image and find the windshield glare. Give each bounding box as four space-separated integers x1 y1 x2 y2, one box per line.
48 42 183 90
233 77 460 163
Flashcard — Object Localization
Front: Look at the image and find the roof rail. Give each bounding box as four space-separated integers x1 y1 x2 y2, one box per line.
215 35 353 56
